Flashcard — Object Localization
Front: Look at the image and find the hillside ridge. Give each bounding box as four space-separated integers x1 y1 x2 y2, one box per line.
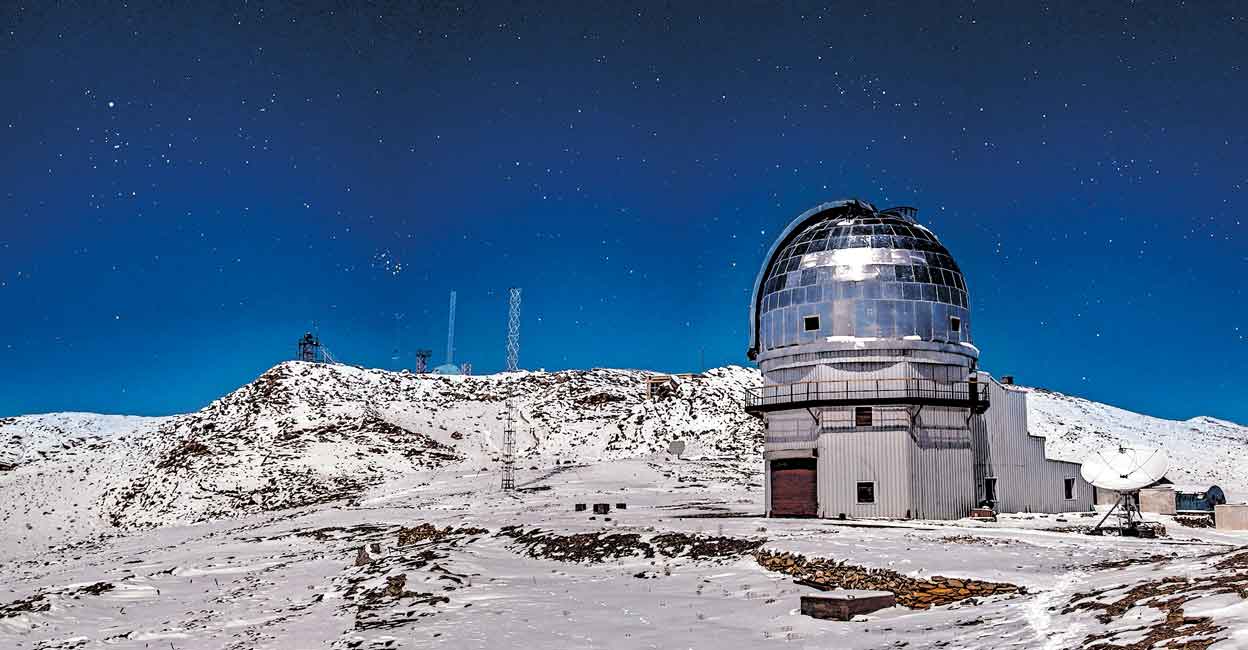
2 361 1244 556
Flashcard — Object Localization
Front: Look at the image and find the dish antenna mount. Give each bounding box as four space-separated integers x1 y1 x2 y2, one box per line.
1080 444 1169 538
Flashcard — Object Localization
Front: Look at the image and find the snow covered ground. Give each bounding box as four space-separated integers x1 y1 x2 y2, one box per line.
1 362 1246 649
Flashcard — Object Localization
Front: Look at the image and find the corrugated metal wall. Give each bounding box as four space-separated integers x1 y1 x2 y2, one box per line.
816 424 912 518
970 379 1094 513
763 375 1095 520
908 406 976 519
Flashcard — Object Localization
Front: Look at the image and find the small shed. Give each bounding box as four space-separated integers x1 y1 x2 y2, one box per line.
1174 484 1226 513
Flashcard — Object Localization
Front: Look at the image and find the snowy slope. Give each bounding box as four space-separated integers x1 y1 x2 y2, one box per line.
3 364 1245 547
3 365 1248 649
1023 386 1248 497
2 362 762 538
0 414 170 554
2 457 1246 650
0 413 168 470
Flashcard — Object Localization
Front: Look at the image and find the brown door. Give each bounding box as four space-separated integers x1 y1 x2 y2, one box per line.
770 458 818 517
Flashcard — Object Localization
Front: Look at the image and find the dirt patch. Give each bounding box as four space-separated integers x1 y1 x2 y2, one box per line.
0 582 115 618
498 527 764 564
1215 550 1248 571
578 391 625 407
500 527 652 563
650 532 764 559
755 549 1023 609
1064 550 1248 649
1176 515 1215 529
937 535 1017 546
338 524 484 633
397 523 489 546
1083 553 1177 571
156 438 212 469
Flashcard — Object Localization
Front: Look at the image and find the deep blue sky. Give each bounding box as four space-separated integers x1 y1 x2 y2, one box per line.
1 2 1244 422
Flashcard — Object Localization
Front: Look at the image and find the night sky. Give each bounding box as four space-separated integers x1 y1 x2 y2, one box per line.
2 2 1245 423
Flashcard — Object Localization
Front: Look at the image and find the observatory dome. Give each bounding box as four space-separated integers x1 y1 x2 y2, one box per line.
748 199 972 360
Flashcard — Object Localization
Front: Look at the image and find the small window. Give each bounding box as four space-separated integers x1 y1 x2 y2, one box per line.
1064 477 1077 500
854 406 873 427
950 316 961 333
984 477 998 502
856 481 876 504
803 315 820 332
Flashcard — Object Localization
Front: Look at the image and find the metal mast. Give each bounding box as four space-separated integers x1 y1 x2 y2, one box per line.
506 287 522 372
446 290 457 365
501 402 516 491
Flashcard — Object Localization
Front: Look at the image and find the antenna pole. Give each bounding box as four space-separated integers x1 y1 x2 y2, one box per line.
506 287 522 372
446 290 457 365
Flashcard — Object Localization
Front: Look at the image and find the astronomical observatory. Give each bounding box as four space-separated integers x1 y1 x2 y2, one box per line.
745 199 1093 519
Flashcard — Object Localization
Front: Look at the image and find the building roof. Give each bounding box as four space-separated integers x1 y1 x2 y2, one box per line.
431 363 462 375
748 199 973 360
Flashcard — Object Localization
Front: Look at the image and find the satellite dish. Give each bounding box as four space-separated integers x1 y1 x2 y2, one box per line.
1080 445 1169 491
667 440 686 458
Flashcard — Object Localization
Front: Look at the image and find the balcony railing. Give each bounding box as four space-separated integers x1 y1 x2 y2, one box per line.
744 378 989 414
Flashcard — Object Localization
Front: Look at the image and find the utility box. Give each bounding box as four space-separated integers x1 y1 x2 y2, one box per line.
1139 487 1177 515
969 507 997 521
1215 504 1248 531
800 590 895 621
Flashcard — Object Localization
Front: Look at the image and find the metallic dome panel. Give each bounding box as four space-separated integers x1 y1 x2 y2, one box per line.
748 199 972 359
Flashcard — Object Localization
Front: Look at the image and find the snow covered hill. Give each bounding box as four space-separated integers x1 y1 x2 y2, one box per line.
3 364 1248 650
1 362 762 545
1 362 1245 551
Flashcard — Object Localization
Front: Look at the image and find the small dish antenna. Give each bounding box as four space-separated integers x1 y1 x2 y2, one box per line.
1080 444 1169 538
667 440 686 459
1080 445 1169 491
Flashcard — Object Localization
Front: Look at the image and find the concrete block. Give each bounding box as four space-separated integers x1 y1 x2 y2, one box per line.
1140 488 1176 515
800 590 896 621
1215 504 1248 531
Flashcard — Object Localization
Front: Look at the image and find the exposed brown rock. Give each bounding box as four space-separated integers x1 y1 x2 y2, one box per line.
754 549 1023 609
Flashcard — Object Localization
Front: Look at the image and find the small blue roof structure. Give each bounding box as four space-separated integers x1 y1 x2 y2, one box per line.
431 363 461 375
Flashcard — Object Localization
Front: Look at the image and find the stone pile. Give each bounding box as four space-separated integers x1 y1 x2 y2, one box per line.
754 549 1023 609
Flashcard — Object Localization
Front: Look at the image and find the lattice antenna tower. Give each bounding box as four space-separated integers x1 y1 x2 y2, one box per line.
415 349 432 374
446 290 457 365
500 402 516 491
506 287 522 372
